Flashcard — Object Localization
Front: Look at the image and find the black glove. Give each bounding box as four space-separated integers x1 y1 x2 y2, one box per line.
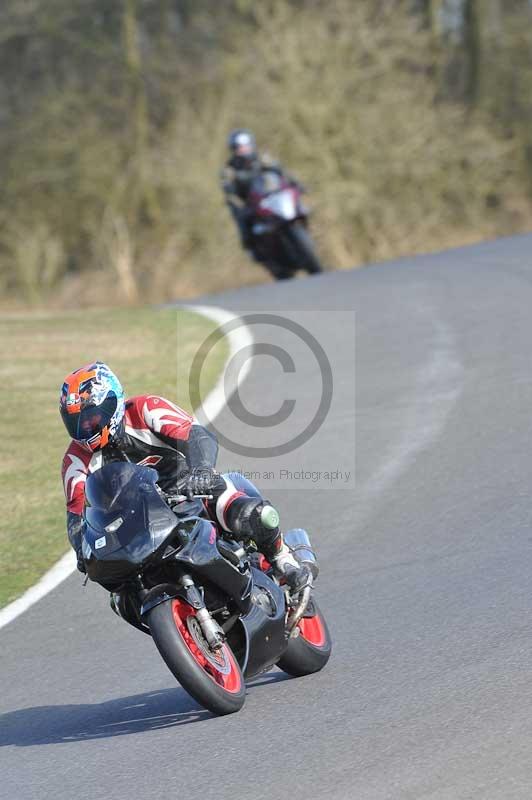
76 548 87 574
185 467 222 500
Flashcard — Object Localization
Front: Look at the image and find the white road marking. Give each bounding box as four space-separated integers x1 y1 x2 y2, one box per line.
0 304 253 631
360 314 464 508
0 551 77 630
188 304 254 427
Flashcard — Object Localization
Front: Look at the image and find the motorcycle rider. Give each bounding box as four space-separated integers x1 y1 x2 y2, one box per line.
221 128 304 256
60 361 310 596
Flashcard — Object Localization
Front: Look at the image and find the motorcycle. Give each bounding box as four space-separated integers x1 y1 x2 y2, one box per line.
81 462 332 716
246 171 324 280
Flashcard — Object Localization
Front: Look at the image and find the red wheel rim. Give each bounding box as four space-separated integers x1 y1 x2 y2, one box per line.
298 613 326 647
171 599 242 694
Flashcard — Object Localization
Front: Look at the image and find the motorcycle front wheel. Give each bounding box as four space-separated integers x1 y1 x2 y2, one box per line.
277 598 332 677
148 597 246 716
283 223 324 275
253 250 293 281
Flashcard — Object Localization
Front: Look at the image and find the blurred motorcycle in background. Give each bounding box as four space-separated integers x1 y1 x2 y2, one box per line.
244 171 324 280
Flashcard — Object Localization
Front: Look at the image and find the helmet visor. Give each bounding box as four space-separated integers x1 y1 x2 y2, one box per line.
235 142 254 156
61 395 118 442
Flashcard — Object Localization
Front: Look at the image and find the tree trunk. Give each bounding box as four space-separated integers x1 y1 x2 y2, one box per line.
122 0 159 224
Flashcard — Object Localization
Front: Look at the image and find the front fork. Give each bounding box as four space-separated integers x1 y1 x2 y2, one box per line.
114 572 226 650
178 573 225 651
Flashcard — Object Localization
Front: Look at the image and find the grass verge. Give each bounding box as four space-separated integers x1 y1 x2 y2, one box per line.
0 306 228 608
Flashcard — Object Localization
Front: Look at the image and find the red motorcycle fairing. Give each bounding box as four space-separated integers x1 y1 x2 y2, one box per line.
244 170 322 279
248 172 307 224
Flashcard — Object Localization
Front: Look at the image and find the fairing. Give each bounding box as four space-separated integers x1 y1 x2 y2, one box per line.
237 567 287 678
259 188 298 220
83 463 178 582
174 516 253 613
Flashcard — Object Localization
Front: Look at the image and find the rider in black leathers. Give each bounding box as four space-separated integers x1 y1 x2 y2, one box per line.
221 129 304 257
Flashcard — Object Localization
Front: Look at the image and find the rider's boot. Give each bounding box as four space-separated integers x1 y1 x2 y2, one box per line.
270 539 312 595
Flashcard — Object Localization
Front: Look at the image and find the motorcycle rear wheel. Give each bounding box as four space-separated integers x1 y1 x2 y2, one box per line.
148 597 246 716
277 598 332 677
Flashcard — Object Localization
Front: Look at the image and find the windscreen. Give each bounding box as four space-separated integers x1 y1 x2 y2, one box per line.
84 462 177 561
251 170 283 196
84 461 156 512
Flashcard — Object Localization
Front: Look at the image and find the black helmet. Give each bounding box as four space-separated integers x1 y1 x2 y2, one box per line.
228 129 257 167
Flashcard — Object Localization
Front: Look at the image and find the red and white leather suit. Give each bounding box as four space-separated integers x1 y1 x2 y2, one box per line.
62 395 280 559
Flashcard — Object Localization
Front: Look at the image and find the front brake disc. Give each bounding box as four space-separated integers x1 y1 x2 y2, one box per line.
186 615 232 673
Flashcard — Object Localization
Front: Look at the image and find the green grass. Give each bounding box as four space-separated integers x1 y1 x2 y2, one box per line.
0 306 228 608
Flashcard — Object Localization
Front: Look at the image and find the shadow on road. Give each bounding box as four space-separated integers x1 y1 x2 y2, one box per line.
0 687 212 746
0 671 291 747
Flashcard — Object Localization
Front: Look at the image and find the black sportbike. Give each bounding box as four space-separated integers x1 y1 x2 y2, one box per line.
81 462 332 715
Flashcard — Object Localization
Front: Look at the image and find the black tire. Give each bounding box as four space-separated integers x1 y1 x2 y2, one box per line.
277 599 332 677
147 597 246 716
271 269 293 281
284 223 324 275
262 257 293 281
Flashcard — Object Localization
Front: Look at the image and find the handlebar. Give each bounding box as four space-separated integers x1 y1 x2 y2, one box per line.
165 492 214 505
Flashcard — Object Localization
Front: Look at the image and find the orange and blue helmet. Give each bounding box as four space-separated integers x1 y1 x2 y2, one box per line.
60 362 125 451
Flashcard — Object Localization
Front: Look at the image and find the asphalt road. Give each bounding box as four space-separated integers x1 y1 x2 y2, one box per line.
3 235 532 799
